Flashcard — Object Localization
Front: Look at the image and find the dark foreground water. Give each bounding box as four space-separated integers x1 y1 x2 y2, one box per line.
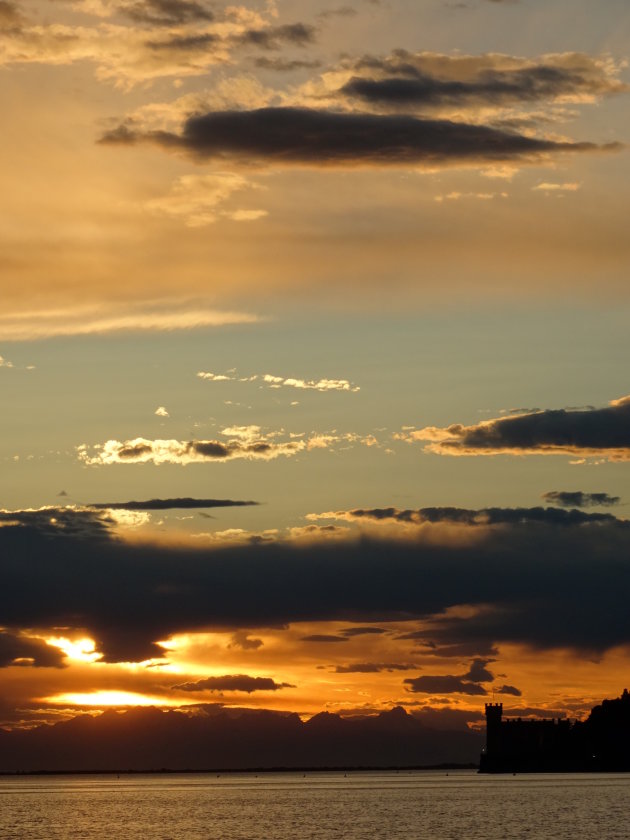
1 770 629 840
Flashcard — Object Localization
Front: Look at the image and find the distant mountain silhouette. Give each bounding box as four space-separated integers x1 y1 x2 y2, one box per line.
0 705 482 773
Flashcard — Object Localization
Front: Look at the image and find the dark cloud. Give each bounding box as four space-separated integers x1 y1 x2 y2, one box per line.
334 662 417 673
90 497 258 511
234 23 317 50
404 657 496 696
100 107 616 169
123 0 214 26
464 658 494 683
340 626 387 636
414 396 630 460
0 631 66 669
497 684 522 696
404 675 488 696
3 506 630 662
340 505 620 526
542 491 621 509
146 33 218 52
172 675 295 693
0 507 113 540
340 51 627 113
394 633 498 659
118 442 153 459
254 57 322 72
301 634 349 643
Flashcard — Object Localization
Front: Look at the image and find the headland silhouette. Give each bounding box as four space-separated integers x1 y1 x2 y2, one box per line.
480 689 630 773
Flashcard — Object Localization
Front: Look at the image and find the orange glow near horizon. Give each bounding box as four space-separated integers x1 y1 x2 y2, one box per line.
44 690 185 708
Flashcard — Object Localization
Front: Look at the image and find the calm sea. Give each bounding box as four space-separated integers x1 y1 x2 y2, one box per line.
1 770 629 839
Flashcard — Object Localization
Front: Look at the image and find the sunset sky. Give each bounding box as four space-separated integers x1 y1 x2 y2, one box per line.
1 0 630 736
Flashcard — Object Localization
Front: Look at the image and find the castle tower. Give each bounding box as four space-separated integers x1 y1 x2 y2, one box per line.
485 702 503 758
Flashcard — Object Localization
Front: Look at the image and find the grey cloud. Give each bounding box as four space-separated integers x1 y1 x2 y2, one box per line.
464 658 494 683
394 633 498 659
403 657 496 695
118 443 153 459
0 631 66 669
99 107 615 168
146 33 218 52
413 395 630 459
341 51 627 113
123 0 214 25
234 23 317 50
3 506 630 662
497 684 522 696
172 675 295 693
340 505 620 527
254 57 322 72
90 497 258 511
404 675 488 696
542 491 621 509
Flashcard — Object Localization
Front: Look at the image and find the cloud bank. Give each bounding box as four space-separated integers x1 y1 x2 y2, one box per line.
2 505 630 662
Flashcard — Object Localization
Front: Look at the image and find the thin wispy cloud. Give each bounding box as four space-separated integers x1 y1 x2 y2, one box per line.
89 497 259 511
197 369 360 392
0 303 259 341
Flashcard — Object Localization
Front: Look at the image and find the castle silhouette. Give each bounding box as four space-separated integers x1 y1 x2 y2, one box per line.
480 689 630 772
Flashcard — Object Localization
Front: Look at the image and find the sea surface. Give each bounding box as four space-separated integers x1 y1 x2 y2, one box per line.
1 770 629 840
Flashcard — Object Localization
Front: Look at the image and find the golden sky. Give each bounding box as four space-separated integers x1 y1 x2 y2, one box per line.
1 0 630 739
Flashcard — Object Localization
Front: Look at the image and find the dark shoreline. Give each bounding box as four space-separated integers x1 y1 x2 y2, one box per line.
0 763 478 777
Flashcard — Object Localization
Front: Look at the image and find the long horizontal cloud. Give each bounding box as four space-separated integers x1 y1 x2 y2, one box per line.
0 302 258 342
122 0 215 26
172 675 295 692
334 663 417 673
99 107 617 168
78 436 304 465
339 51 628 112
78 427 376 465
404 675 488 696
404 395 630 460
2 505 630 662
310 505 621 527
89 497 258 511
